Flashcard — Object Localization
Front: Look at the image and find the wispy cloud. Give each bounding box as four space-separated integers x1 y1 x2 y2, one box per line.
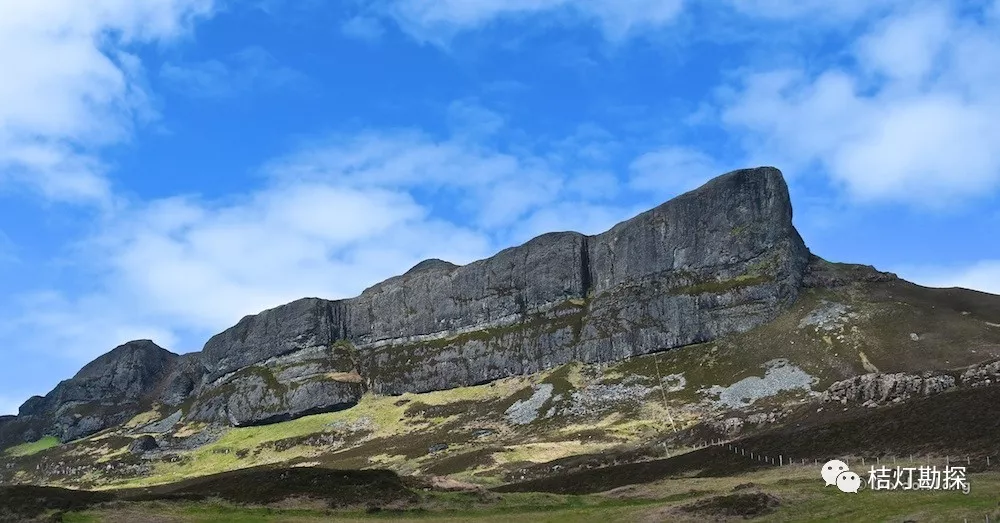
629 146 731 200
2 112 714 364
0 0 215 206
341 16 386 41
160 46 306 98
366 0 686 44
719 1 1000 207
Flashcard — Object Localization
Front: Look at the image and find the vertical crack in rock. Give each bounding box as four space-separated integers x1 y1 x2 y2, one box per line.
2 167 826 443
580 234 592 298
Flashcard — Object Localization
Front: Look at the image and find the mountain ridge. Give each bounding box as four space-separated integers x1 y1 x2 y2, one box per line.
0 166 850 448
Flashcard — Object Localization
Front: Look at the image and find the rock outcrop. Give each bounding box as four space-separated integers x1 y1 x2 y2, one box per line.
1 340 178 447
128 435 159 455
3 167 816 445
960 360 1000 388
821 372 957 407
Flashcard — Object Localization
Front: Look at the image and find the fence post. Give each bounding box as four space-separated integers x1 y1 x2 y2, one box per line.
780 455 783 466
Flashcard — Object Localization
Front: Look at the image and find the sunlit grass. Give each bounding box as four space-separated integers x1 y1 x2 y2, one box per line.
4 436 60 457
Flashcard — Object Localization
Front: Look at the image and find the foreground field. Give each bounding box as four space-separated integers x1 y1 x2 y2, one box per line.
40 466 1000 523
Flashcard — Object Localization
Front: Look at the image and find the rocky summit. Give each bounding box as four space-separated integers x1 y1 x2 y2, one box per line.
5 167 814 446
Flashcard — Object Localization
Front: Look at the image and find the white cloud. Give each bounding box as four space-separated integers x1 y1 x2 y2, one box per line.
262 131 567 229
2 122 707 362
0 0 215 204
83 183 493 335
629 146 729 199
373 0 686 43
5 184 493 359
160 46 306 98
721 1 1000 206
0 130 564 359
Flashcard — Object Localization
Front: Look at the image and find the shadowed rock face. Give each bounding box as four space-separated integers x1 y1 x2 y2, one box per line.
2 167 816 443
3 341 178 445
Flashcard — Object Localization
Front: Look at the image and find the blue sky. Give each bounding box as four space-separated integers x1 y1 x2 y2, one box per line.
1 0 999 414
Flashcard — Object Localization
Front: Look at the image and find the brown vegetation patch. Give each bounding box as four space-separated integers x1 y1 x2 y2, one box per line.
679 492 780 519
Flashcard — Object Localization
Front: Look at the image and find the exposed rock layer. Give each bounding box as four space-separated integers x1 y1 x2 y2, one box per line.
821 372 957 407
2 340 178 444
4 167 817 445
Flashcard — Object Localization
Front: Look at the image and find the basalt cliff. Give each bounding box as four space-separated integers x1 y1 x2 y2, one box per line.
2 167 824 447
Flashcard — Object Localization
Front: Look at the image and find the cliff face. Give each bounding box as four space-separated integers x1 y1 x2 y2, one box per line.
358 167 809 394
4 167 813 444
2 341 177 445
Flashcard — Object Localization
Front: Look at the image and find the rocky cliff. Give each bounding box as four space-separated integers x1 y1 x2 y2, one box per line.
1 340 178 445
2 166 814 446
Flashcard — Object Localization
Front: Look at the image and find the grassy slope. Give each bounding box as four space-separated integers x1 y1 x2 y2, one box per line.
6 278 1000 492
3 436 60 457
52 468 1000 522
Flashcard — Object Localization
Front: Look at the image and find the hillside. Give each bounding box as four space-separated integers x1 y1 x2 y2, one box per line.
2 166 999 501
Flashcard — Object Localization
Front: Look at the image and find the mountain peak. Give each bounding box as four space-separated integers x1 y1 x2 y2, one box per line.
3 166 813 444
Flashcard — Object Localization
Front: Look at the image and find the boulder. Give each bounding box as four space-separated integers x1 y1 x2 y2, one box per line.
128 435 159 455
960 360 1000 388
821 372 957 406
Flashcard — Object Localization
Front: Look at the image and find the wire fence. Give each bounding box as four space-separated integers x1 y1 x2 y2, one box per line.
662 439 999 522
661 438 999 471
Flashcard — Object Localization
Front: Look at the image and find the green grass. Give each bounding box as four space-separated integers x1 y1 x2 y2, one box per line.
4 436 60 457
674 274 773 296
61 471 1000 523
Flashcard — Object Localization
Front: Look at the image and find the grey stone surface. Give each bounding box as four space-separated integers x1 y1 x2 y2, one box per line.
185 366 363 427
821 372 957 406
3 167 823 443
701 359 815 409
157 353 205 407
802 257 897 288
2 340 178 447
361 167 810 394
505 384 554 425
128 435 159 455
139 410 183 434
661 373 687 393
564 383 655 417
959 360 1000 387
798 301 856 331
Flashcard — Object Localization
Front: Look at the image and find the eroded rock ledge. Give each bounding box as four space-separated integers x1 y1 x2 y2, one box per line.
821 359 1000 408
4 167 816 446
